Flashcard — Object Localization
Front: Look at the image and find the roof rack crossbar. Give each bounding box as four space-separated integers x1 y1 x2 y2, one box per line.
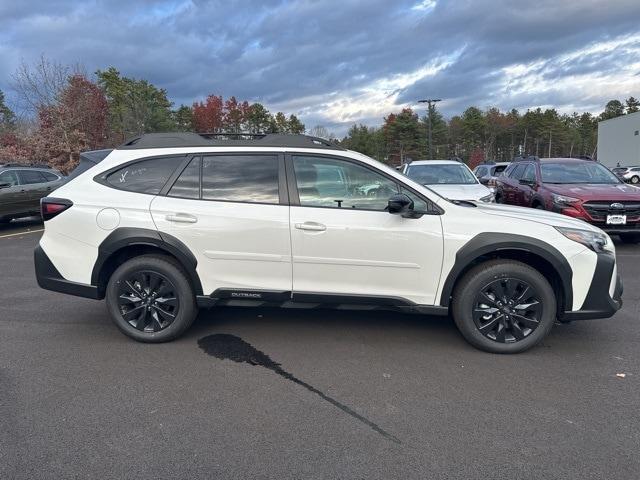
118 132 345 151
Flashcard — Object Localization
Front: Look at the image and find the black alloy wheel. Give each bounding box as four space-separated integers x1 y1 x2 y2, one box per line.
117 270 179 332
473 277 541 343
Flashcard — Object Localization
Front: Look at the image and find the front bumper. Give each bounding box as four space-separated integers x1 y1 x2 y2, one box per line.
34 244 100 299
560 251 623 321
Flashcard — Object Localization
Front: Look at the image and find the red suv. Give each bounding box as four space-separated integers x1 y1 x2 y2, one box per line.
496 156 640 243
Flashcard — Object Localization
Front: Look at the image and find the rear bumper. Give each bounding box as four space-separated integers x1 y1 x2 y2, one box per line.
34 244 100 299
560 251 623 321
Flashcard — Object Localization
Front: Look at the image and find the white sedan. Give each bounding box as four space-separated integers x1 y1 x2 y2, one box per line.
400 160 494 202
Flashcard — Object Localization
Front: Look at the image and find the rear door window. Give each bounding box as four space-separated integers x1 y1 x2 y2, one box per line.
106 157 181 194
41 171 60 182
17 170 46 184
169 158 201 199
201 155 280 204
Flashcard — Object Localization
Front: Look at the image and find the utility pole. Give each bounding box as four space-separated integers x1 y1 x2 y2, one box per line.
418 98 441 159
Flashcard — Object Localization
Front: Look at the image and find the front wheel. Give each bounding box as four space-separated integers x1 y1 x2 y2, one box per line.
452 260 556 353
106 255 197 342
630 176 639 184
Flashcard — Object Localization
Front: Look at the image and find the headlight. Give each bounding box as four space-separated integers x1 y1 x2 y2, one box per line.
552 194 580 206
479 193 495 203
555 227 610 252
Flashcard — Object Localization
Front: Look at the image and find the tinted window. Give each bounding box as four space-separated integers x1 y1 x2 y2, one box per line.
18 170 46 184
293 155 399 211
201 155 279 204
106 157 179 194
0 171 19 186
169 158 200 199
509 164 526 180
522 164 536 182
540 162 620 184
475 166 487 177
41 171 59 182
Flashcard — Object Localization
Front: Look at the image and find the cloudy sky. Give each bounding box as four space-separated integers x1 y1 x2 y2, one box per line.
1 0 639 134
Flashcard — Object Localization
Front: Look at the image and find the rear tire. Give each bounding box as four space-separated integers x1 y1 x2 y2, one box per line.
105 255 197 342
630 176 639 184
452 260 556 353
619 233 640 244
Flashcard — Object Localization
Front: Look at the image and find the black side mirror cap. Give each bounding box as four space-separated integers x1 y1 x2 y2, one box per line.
388 193 414 215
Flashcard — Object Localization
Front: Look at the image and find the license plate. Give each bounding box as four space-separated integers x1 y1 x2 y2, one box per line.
607 214 627 225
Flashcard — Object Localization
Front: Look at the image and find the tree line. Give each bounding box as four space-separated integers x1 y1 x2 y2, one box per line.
337 97 639 168
0 57 305 172
0 56 637 172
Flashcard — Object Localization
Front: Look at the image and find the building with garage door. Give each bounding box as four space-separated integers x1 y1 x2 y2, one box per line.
597 111 640 168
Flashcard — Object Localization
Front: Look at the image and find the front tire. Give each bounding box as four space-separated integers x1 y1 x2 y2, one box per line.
106 255 197 342
630 176 639 184
452 260 556 353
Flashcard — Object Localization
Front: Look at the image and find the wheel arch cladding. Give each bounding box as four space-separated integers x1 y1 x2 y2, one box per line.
440 233 573 312
91 227 203 298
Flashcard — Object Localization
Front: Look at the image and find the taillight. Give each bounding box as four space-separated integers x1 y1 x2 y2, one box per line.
41 197 73 221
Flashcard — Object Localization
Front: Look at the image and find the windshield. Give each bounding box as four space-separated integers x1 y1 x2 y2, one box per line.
406 163 477 185
540 162 621 184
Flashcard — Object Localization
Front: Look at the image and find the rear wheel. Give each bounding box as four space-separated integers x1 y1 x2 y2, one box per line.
452 260 556 353
630 176 639 184
106 255 197 342
619 233 640 244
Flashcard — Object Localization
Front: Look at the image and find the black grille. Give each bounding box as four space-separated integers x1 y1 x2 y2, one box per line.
582 201 640 221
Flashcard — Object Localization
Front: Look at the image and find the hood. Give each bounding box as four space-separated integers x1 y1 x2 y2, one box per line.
426 183 492 201
545 183 640 200
472 202 602 232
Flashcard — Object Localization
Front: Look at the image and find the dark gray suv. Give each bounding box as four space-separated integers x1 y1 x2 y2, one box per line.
0 164 65 223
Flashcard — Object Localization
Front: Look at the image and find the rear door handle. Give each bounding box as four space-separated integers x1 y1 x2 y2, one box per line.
166 213 198 224
295 222 326 231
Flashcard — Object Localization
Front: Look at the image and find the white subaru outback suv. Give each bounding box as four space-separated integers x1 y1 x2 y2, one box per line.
35 133 622 353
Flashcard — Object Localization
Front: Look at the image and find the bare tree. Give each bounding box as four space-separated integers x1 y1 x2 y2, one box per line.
308 125 331 139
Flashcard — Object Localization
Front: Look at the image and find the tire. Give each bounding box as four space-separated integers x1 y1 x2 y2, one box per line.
105 254 197 342
619 233 640 244
451 259 556 353
533 203 545 210
630 176 639 184
494 191 503 204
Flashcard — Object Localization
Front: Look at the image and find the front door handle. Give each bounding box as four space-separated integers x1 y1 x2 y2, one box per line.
166 213 198 224
295 222 326 231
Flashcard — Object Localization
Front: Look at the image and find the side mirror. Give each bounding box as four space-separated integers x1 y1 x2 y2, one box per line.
388 193 414 215
0 182 11 189
478 176 490 185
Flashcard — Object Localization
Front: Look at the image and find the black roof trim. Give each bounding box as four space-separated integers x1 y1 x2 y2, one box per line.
79 149 113 164
116 132 345 151
0 162 53 169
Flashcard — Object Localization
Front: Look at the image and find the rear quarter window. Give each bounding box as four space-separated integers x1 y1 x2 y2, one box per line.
105 157 181 194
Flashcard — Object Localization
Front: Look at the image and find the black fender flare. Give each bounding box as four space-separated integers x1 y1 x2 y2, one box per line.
439 232 573 309
91 227 203 296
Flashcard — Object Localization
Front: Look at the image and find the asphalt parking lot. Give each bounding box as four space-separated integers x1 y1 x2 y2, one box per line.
1 219 639 480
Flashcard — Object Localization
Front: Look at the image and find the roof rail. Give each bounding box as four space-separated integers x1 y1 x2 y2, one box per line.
512 155 539 162
117 132 345 151
1 162 52 169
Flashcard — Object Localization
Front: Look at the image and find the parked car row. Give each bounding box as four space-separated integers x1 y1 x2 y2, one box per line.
494 156 640 243
0 163 66 223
